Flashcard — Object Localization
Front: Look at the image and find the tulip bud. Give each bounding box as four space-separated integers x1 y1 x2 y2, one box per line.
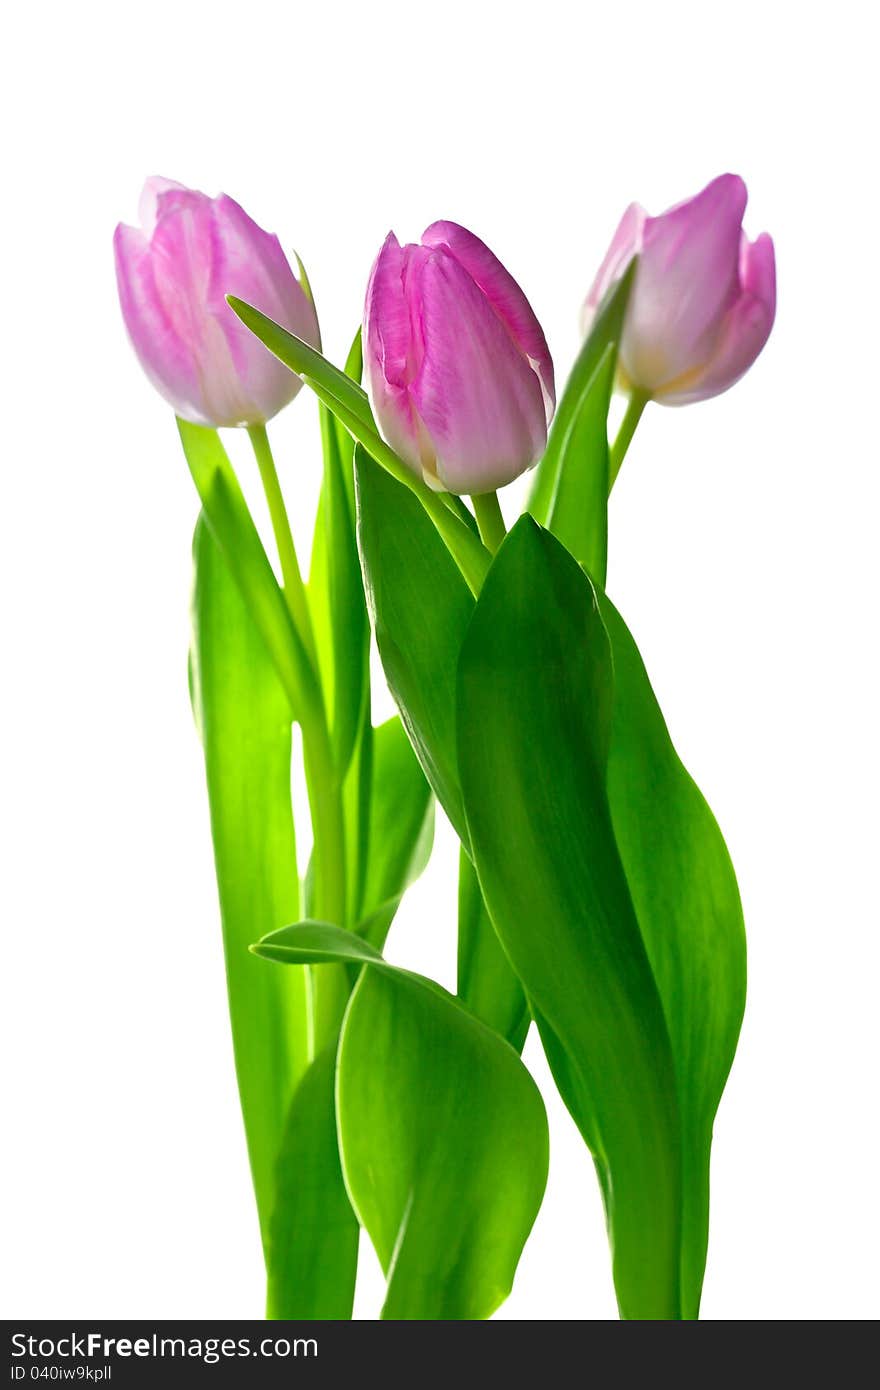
582 174 776 406
363 222 555 494
114 177 320 427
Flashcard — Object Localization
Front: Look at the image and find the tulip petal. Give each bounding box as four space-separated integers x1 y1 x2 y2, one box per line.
363 233 431 471
580 202 645 338
621 174 748 392
209 195 319 423
423 221 555 419
410 247 548 493
138 176 187 236
661 233 776 405
146 193 259 425
113 221 206 422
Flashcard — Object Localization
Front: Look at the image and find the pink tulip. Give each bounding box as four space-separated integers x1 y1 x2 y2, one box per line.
114 178 320 427
363 222 555 494
582 174 776 405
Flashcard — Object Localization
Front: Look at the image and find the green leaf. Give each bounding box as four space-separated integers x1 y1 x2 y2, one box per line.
457 517 682 1320
227 296 490 597
227 297 375 431
544 343 616 582
458 846 529 1052
190 519 318 1282
307 329 368 778
264 1043 359 1319
315 401 368 774
192 516 357 1318
179 420 318 726
355 448 474 845
356 716 434 948
528 260 636 527
600 594 746 1318
253 922 548 1320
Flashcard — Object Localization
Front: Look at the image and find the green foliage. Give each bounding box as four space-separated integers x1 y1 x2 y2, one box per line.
253 922 549 1320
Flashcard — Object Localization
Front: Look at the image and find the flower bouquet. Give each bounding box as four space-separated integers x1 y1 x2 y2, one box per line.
114 172 775 1320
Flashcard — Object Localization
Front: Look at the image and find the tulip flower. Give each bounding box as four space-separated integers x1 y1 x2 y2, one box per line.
114 178 320 427
363 222 555 494
583 174 775 406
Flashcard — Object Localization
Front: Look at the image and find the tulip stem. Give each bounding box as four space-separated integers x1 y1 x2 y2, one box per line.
248 423 319 671
609 390 649 491
472 491 507 554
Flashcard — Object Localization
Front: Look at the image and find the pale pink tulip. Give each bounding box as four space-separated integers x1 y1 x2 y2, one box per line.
364 222 554 493
114 178 320 426
582 174 775 405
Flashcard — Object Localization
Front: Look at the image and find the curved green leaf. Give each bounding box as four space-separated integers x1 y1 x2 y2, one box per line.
600 595 746 1317
228 296 490 596
227 297 374 430
457 517 682 1320
254 922 548 1320
528 260 636 526
544 343 616 580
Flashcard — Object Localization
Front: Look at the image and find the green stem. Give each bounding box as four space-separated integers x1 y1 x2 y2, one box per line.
248 424 318 670
472 491 507 554
249 425 348 1043
608 390 649 492
418 487 491 595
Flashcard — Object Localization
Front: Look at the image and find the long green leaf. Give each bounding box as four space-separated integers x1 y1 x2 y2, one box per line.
227 296 490 595
544 343 616 581
227 297 374 429
264 1044 359 1319
179 419 318 726
253 922 548 1320
190 519 319 1293
457 516 682 1320
316 402 368 774
458 846 529 1051
528 260 636 526
600 594 746 1317
355 449 474 844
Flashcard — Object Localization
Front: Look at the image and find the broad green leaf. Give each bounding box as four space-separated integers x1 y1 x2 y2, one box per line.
253 922 549 1320
600 595 746 1318
264 1044 359 1319
355 448 474 845
354 449 519 1068
528 260 636 526
179 419 319 727
457 517 682 1320
458 846 529 1052
545 343 616 581
356 716 434 948
190 516 307 1236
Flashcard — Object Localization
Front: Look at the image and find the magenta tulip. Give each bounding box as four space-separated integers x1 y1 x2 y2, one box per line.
582 174 776 406
363 222 555 494
114 178 320 427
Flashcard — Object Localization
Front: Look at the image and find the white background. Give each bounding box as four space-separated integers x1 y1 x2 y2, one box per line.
2 0 877 1321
